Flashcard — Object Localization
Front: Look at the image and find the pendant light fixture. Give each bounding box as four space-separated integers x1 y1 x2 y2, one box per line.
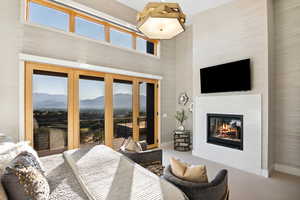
137 1 186 39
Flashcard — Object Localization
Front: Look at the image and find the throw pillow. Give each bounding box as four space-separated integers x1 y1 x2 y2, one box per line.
1 166 50 200
123 137 142 152
8 152 45 174
0 141 45 175
170 157 208 183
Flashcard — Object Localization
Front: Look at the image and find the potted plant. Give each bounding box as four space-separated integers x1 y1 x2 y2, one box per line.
175 109 188 131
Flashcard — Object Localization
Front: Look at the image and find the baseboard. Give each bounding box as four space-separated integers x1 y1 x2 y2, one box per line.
274 163 300 177
260 168 271 178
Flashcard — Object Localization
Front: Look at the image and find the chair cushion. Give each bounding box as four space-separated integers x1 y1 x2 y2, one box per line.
170 157 208 183
1 152 49 200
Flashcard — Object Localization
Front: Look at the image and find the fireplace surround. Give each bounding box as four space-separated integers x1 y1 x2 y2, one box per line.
207 113 243 150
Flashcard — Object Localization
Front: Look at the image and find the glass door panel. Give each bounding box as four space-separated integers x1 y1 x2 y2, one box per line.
32 70 68 156
139 82 156 145
79 75 105 148
112 79 133 149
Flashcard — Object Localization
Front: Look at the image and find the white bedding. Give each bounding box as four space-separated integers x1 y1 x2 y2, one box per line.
64 145 187 200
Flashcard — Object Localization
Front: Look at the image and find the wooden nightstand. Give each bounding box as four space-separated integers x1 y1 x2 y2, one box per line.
173 130 191 151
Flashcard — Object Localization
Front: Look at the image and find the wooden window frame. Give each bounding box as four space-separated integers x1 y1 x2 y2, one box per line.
25 62 160 154
26 0 159 56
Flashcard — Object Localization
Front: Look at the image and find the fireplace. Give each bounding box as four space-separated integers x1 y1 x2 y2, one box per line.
207 114 243 150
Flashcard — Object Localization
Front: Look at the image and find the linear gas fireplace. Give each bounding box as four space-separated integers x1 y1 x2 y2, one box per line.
207 114 243 150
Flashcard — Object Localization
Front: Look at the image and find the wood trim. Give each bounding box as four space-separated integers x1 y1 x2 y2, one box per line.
69 11 75 32
132 34 137 50
104 74 113 147
67 71 75 150
24 62 34 146
73 72 80 148
154 82 159 147
132 79 139 141
25 0 30 21
105 25 110 43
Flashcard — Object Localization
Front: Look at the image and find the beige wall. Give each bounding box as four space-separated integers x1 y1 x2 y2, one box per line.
175 26 193 131
274 0 300 168
0 0 177 143
0 0 22 141
191 0 271 169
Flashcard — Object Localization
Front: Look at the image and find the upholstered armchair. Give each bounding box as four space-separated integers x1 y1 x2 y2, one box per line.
119 142 162 167
164 166 229 200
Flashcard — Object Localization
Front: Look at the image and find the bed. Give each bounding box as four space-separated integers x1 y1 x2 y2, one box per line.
42 145 187 200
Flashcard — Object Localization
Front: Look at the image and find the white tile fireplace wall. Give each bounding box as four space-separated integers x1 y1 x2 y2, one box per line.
193 94 263 176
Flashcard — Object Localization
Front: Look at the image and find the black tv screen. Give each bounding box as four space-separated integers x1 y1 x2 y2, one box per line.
200 59 251 93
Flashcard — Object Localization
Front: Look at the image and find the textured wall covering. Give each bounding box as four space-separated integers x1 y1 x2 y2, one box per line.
191 0 271 169
0 0 176 144
175 26 193 131
0 0 22 141
274 0 300 168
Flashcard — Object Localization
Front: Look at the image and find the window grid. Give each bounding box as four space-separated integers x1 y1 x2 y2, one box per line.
26 0 158 56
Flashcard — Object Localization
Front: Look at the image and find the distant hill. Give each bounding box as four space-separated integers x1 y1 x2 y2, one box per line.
33 93 146 111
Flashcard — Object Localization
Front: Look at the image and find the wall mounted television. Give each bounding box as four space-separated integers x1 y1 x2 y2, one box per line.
200 59 251 93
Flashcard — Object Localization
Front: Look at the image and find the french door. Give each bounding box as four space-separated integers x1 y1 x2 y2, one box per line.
25 62 159 155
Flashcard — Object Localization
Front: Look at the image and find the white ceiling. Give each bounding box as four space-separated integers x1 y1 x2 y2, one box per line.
117 0 235 17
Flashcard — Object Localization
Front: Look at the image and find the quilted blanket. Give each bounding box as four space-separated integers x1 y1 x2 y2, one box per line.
63 145 187 200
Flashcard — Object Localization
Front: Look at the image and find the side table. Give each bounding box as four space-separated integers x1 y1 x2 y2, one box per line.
173 130 191 151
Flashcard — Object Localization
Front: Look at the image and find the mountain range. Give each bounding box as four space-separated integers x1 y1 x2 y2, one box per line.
33 93 146 110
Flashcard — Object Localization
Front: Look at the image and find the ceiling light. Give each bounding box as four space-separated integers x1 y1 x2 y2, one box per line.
137 2 186 39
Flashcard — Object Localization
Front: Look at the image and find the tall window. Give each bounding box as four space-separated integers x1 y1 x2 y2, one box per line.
79 76 105 148
28 2 69 31
25 63 159 155
32 70 68 156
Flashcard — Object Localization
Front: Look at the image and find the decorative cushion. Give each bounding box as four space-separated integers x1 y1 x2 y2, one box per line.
1 166 49 200
8 152 45 174
0 141 44 175
1 152 49 200
122 137 142 152
170 157 208 183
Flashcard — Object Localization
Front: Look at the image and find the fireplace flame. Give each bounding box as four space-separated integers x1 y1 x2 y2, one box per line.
218 123 237 134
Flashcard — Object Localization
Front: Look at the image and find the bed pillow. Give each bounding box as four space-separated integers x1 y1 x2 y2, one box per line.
170 157 208 183
1 152 49 200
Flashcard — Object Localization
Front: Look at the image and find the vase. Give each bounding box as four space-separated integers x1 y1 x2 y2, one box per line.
177 122 185 131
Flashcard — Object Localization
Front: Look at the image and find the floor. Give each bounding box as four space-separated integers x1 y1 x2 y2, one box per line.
162 146 300 200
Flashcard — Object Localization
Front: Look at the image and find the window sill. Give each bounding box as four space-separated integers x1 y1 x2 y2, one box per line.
22 22 161 59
